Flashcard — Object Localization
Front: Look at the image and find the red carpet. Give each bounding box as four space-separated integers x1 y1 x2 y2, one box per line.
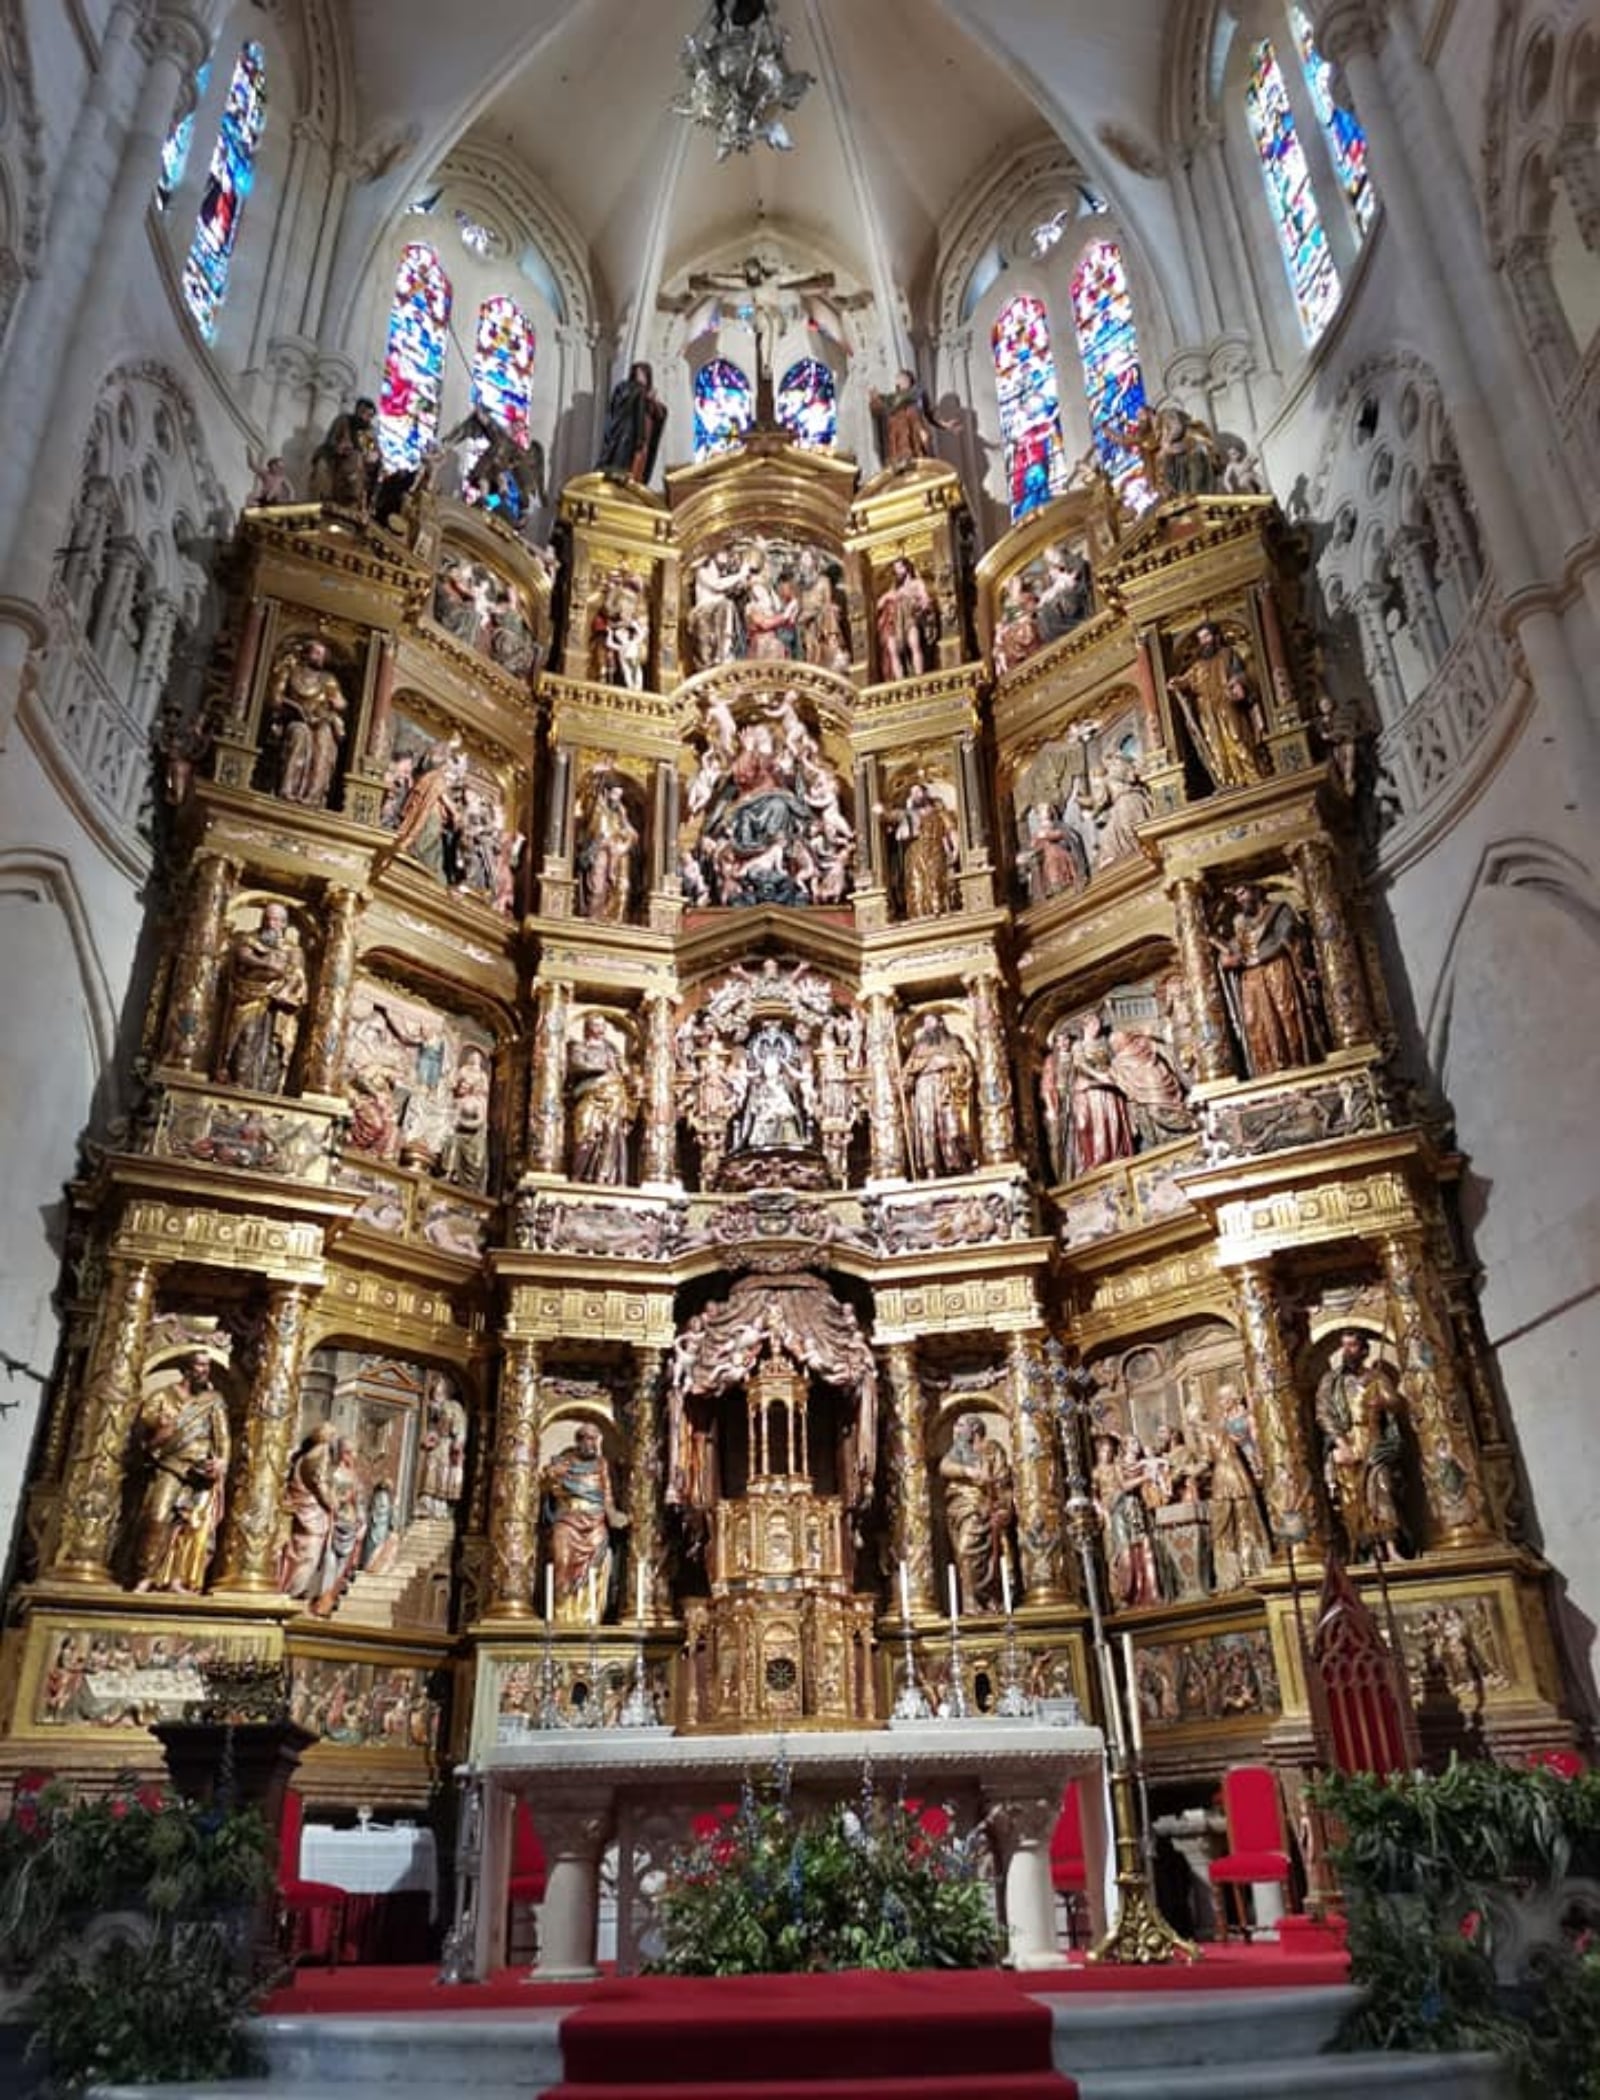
546 1971 1075 2097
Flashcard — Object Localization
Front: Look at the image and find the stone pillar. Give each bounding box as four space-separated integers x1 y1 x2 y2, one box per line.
1422 467 1481 600
61 481 114 614
300 886 364 1096
159 851 238 1072
214 1283 315 1590
532 1799 612 1979
984 1791 1070 1970
1005 1332 1069 1605
528 980 573 1174
129 590 181 730
89 536 143 658
52 1256 160 1581
627 1347 667 1620
1504 234 1580 400
1378 1230 1493 1548
864 993 906 1180
1290 838 1374 1050
638 992 678 1186
1556 124 1600 250
486 1338 543 1618
1229 1261 1321 1550
1389 529 1452 671
1168 875 1234 1083
966 970 1015 1166
884 1343 936 1613
1352 583 1406 723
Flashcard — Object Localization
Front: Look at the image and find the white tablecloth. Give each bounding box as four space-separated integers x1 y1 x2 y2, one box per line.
300 1826 439 1919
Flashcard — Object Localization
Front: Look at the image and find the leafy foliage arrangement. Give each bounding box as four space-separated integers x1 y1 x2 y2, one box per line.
0 1773 274 2091
648 1767 1003 1976
1314 1759 1600 2098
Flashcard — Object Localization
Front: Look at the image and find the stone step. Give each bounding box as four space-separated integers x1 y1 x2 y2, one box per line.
1041 1985 1358 2070
1071 2052 1509 2100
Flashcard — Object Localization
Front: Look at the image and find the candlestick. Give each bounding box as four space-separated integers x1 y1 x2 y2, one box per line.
544 1562 554 1623
947 1563 960 1624
1001 1554 1013 1619
899 1560 912 1624
636 1559 648 1624
1122 1632 1144 1758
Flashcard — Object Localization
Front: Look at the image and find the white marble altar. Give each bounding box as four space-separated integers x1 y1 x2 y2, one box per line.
456 1721 1107 1981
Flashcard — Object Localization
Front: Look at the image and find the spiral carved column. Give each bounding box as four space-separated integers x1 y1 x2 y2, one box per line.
639 993 678 1186
864 992 906 1180
884 1342 936 1612
486 1337 544 1619
214 1283 315 1590
628 1346 668 1620
1379 1230 1493 1548
159 853 239 1072
1005 1331 1070 1604
528 980 573 1174
52 1257 160 1581
1291 838 1374 1051
1229 1260 1321 1550
966 970 1015 1166
300 886 364 1095
1168 874 1234 1083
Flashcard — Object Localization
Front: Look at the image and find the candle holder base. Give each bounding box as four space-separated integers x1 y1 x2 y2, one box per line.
892 1626 932 1721
940 1622 972 1721
994 1612 1038 1719
1088 1882 1200 1967
617 1635 664 1729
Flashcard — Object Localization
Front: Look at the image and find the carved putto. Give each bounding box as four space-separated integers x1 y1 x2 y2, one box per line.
679 690 854 909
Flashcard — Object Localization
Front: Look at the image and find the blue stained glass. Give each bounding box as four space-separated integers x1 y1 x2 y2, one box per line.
156 62 210 213
1245 38 1341 344
472 296 535 445
1291 4 1375 233
378 244 453 469
992 293 1070 522
181 43 267 341
1069 239 1154 510
776 357 837 448
693 357 753 459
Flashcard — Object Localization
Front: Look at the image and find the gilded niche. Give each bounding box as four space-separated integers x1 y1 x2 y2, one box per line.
343 974 496 1192
679 689 854 910
1010 692 1149 909
379 701 523 915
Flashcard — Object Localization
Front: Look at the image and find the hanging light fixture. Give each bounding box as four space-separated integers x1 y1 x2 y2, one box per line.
672 0 813 162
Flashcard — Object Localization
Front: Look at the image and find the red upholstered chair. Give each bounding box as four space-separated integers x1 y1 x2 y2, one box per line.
1049 1781 1089 1948
278 1788 346 1968
507 1800 547 1964
1207 1765 1293 1939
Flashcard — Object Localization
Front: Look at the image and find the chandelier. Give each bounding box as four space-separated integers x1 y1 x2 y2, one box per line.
672 0 814 161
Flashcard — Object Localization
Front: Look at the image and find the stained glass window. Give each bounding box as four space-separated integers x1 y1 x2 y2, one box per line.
181 42 267 340
156 62 210 213
1290 4 1375 234
472 297 535 445
1245 38 1341 343
378 244 453 469
693 357 753 459
776 357 837 448
992 293 1069 521
1069 240 1154 510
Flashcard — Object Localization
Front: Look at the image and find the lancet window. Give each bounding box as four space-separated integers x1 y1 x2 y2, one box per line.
693 357 754 459
180 42 267 340
992 292 1069 521
777 358 837 449
471 296 536 445
378 243 453 470
1245 37 1341 343
156 63 210 213
1068 240 1154 509
1290 4 1375 235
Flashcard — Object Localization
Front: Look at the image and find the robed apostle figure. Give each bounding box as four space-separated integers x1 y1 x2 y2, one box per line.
596 362 667 483
542 1424 629 1624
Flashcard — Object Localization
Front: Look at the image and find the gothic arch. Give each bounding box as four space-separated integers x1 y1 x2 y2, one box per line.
0 849 118 1081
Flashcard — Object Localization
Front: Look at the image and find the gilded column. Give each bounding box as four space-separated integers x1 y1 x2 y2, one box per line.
639 992 678 1186
214 1283 314 1590
300 886 363 1095
1134 630 1165 751
226 596 269 732
628 1346 667 1621
1005 1332 1069 1604
1168 875 1234 1083
864 993 906 1180
884 1343 936 1612
1379 1230 1492 1548
1250 581 1297 723
52 1257 160 1581
159 852 238 1072
486 1337 543 1618
966 970 1015 1166
1290 838 1375 1051
365 633 397 763
1230 1261 1321 1550
528 980 573 1174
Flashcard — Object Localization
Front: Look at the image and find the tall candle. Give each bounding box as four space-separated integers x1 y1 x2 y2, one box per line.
637 1561 647 1623
947 1563 960 1623
1001 1554 1013 1619
899 1561 912 1624
544 1563 554 1622
590 1566 600 1627
1096 1644 1126 1759
1121 1632 1144 1758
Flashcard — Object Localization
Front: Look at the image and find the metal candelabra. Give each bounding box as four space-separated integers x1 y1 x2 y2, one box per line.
994 1604 1037 1718
892 1611 933 1721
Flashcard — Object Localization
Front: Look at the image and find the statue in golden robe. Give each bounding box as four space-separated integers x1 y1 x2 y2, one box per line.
1315 1331 1408 1562
542 1424 629 1624
130 1351 230 1593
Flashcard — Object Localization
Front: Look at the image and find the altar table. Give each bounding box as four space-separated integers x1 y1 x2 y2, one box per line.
458 1721 1107 1981
300 1824 441 1915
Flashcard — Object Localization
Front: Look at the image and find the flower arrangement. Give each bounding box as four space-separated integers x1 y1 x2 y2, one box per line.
0 1773 274 2091
647 1766 1003 1976
1313 1758 1600 2099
